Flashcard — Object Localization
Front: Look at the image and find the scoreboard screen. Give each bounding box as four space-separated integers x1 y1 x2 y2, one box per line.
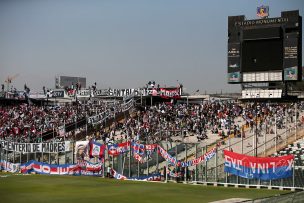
241 38 283 72
227 10 302 83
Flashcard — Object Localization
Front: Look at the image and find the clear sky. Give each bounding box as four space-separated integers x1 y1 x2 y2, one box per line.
0 0 303 93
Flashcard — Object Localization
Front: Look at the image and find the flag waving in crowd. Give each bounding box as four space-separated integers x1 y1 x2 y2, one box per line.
145 144 157 157
107 141 130 156
132 142 145 155
132 142 145 162
89 141 106 158
131 143 158 163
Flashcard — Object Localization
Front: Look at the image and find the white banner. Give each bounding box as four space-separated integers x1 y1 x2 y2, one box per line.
87 113 106 125
49 87 182 98
0 140 70 153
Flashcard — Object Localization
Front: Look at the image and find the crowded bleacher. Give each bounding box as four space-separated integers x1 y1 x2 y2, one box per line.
1 89 303 148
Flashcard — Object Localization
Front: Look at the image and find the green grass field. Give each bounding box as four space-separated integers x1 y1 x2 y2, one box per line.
0 173 290 203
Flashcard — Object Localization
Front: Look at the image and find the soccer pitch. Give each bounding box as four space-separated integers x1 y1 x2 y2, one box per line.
0 174 290 203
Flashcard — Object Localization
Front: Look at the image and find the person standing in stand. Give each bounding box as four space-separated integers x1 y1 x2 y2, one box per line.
107 164 112 178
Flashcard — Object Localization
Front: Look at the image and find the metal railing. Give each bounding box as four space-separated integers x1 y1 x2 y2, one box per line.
1 108 304 191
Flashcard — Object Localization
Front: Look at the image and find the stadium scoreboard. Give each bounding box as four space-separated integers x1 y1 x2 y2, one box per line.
228 10 302 83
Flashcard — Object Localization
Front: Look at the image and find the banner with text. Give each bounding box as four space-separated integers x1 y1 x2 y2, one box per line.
224 150 294 180
20 160 102 175
157 143 219 167
111 169 161 181
180 144 219 167
0 140 70 153
159 88 181 99
157 145 178 166
65 87 181 98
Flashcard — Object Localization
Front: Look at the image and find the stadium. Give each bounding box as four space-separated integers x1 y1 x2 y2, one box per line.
1 3 304 203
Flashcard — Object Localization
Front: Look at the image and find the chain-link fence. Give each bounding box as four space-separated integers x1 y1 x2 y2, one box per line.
1 112 304 190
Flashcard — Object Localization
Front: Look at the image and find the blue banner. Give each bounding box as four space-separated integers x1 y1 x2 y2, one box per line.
224 150 294 180
111 169 161 181
20 160 102 176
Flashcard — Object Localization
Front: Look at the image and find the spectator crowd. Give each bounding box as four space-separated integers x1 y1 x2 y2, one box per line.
1 98 304 147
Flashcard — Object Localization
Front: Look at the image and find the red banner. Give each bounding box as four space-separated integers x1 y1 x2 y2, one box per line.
158 88 181 99
224 150 294 180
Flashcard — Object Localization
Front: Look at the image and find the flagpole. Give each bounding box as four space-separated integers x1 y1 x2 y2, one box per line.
195 143 198 183
292 160 295 188
121 153 125 175
285 110 287 146
241 126 244 154
102 141 105 178
64 120 66 164
5 143 8 171
175 140 178 182
0 139 2 164
13 134 15 163
264 117 266 157
146 138 149 176
0 140 2 166
0 141 3 166
27 132 29 163
41 127 43 163
204 145 207 182
184 143 188 183
137 141 139 177
275 114 277 153
156 142 159 174
165 141 168 183
112 155 114 174
129 138 131 177
56 124 59 165
19 140 22 166
49 125 54 164
253 119 256 157
85 112 88 138
107 146 110 177
34 133 37 162
73 114 77 165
